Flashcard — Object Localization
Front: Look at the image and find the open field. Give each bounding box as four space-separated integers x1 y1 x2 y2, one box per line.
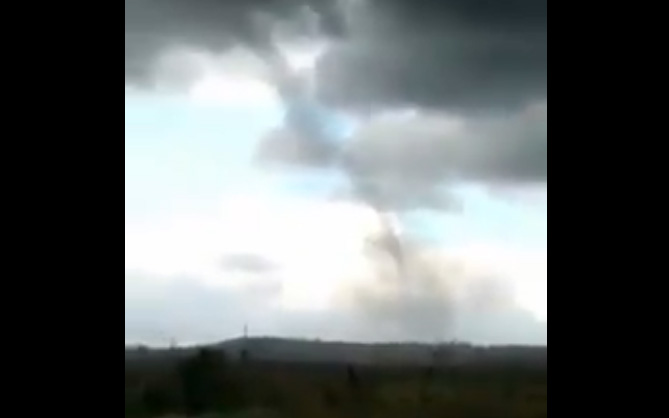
126 339 547 418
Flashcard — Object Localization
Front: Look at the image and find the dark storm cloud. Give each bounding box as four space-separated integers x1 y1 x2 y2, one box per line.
315 0 546 113
316 33 546 114
345 103 548 184
256 101 546 210
126 0 546 114
125 0 345 87
247 0 547 210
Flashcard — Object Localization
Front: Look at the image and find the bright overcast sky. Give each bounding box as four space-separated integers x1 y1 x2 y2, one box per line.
125 0 547 347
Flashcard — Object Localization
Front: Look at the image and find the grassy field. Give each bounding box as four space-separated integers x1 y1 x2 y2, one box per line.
126 347 547 418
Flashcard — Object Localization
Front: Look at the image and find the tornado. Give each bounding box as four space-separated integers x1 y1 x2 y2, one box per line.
238 4 407 276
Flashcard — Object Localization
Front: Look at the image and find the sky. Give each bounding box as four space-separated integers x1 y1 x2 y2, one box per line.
125 0 547 346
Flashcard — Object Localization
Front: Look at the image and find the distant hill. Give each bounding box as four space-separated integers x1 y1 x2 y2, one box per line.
126 337 546 368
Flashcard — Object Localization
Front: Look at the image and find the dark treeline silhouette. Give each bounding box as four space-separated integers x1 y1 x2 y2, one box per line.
125 339 546 417
126 337 547 366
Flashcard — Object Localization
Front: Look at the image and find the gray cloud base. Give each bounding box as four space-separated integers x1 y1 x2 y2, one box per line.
125 0 546 115
256 103 547 210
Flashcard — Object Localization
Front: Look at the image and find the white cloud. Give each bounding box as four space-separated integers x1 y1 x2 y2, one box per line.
125 183 546 322
125 233 547 345
146 42 328 108
125 187 381 307
448 243 547 320
188 74 278 107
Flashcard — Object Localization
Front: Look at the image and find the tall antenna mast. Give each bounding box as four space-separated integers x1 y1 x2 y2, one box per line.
241 323 250 363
